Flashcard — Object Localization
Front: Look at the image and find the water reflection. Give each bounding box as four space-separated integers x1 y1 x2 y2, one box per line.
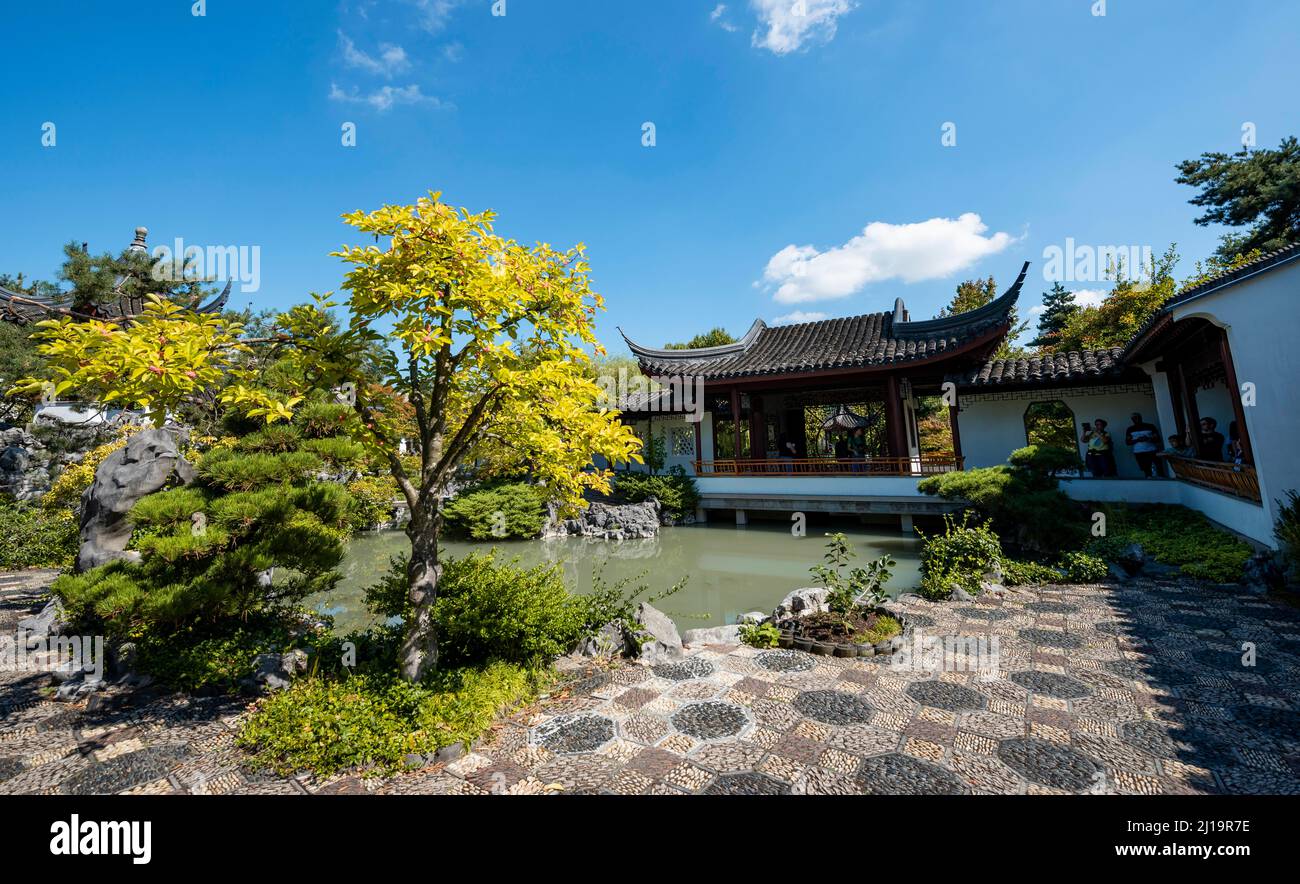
316 521 922 634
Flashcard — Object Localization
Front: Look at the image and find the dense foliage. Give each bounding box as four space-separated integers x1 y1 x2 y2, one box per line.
0 501 78 570
1090 504 1252 583
1276 490 1300 579
238 662 550 776
664 327 736 350
917 513 1003 600
917 445 1088 553
612 467 699 521
442 481 547 540
51 403 359 640
1176 135 1300 262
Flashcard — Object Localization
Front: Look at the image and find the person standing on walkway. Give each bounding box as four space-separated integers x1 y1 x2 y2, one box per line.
1125 412 1160 477
1082 418 1117 477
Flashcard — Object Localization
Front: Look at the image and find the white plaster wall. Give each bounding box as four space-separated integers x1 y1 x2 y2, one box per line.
958 385 1161 478
1172 257 1300 537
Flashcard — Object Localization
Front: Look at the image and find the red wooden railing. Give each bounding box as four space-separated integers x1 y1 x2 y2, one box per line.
1165 456 1261 502
693 455 964 478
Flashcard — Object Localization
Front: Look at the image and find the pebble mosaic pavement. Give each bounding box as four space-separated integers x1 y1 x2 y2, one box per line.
3 568 1300 795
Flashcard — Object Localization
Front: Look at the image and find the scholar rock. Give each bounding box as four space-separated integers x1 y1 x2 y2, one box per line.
629 602 684 665
682 624 742 646
76 429 191 573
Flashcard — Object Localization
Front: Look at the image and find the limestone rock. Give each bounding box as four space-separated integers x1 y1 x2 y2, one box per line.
17 597 67 640
949 585 977 602
578 621 627 659
773 587 830 619
738 611 768 625
628 602 683 664
545 499 662 540
682 624 742 646
76 428 191 573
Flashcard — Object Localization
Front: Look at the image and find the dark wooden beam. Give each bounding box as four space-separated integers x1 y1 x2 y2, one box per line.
948 403 963 463
730 386 742 461
1218 329 1253 464
884 374 907 458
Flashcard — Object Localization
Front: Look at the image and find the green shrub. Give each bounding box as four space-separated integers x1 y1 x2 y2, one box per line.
1089 504 1251 584
365 551 586 668
135 619 301 693
571 564 687 636
1007 444 1083 477
738 620 780 649
612 467 700 521
346 475 398 532
238 663 550 776
1059 550 1108 583
0 502 78 570
53 405 357 645
1002 558 1061 586
918 454 1087 553
809 532 895 611
917 512 1002 600
442 481 546 540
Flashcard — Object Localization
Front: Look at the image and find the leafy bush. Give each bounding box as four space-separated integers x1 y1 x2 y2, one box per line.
809 532 895 611
238 663 550 776
1007 443 1083 477
365 551 586 668
442 481 546 540
0 502 78 570
738 620 780 649
612 467 699 520
917 512 1002 600
1059 551 1108 583
572 564 686 635
1001 558 1061 587
346 475 398 532
918 447 1088 553
1089 504 1251 583
134 619 304 694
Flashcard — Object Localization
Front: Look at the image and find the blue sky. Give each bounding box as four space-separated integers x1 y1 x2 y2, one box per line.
2 0 1297 353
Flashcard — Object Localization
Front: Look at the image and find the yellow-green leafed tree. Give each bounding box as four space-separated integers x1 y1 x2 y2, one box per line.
9 296 290 427
276 193 642 680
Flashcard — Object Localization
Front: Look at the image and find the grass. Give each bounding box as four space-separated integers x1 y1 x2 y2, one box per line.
853 613 902 644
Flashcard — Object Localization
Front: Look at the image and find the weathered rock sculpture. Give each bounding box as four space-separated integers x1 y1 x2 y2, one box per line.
76 428 193 573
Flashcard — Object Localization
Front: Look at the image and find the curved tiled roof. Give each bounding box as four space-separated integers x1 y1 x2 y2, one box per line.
622 262 1029 381
0 281 231 325
1123 240 1300 360
953 348 1130 389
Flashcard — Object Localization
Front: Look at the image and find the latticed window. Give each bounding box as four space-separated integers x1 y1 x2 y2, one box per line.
669 426 694 456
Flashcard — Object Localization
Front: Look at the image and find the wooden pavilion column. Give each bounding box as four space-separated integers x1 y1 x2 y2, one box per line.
1218 329 1253 464
749 392 766 458
1178 362 1202 442
730 386 742 461
948 402 964 466
884 374 907 459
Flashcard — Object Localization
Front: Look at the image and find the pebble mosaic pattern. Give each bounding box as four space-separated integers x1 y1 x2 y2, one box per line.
791 690 874 725
4 567 1300 796
754 650 816 673
671 702 749 740
651 658 715 681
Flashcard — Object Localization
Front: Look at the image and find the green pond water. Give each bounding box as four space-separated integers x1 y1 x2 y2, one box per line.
315 521 922 634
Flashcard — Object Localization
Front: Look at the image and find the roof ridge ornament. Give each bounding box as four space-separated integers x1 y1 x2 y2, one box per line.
129 226 149 253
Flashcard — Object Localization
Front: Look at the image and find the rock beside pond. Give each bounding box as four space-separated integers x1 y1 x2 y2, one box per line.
17 597 68 641
246 649 309 692
577 622 627 659
629 602 684 665
546 499 662 540
773 587 829 619
739 611 768 625
682 624 742 646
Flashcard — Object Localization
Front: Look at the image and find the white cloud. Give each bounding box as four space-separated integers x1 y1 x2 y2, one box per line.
1031 287 1106 316
711 4 739 32
410 0 465 34
1073 289 1106 308
750 0 855 55
762 213 1017 305
773 310 828 325
339 31 411 78
442 41 465 62
329 82 452 112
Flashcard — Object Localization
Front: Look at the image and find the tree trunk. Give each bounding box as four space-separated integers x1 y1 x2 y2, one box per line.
399 501 441 681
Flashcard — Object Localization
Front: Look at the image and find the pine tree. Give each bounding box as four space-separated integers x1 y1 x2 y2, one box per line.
938 275 1028 359
1030 282 1079 350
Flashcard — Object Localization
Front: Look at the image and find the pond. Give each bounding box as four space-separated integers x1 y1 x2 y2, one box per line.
316 521 922 634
